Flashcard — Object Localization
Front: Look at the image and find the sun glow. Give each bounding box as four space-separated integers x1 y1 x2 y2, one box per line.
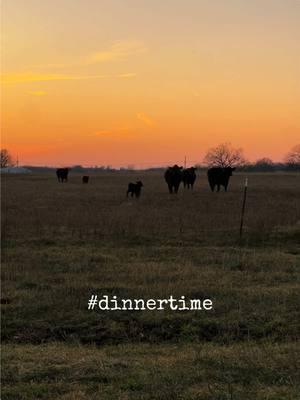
2 0 299 166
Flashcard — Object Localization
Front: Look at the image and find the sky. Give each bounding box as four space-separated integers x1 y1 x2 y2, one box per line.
1 0 300 167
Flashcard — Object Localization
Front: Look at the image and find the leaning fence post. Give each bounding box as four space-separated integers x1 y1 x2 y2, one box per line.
239 178 248 239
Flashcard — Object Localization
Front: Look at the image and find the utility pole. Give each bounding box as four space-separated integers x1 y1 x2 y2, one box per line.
184 156 187 169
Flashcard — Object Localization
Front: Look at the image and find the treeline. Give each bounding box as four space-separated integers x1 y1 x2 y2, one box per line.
1 143 300 172
21 162 299 173
239 161 300 172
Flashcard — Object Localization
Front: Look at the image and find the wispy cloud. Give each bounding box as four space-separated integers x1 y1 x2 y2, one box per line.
117 73 137 79
28 90 47 96
2 72 136 84
29 41 144 70
92 127 131 136
136 112 155 126
2 39 143 84
86 40 146 64
2 73 110 84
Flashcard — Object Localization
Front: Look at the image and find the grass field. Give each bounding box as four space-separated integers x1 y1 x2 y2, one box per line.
1 171 300 399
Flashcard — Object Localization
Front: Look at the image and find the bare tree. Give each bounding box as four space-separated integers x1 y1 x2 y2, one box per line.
0 149 14 168
203 142 246 167
285 144 300 169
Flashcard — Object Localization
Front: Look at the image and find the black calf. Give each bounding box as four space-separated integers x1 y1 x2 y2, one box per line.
127 181 143 198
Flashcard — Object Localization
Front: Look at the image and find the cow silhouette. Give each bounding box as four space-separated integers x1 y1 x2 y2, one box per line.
56 168 69 182
82 176 89 184
207 167 235 192
127 181 143 198
164 165 183 193
182 167 197 189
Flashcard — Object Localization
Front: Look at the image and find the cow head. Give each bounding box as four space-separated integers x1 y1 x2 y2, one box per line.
136 181 143 187
224 167 235 176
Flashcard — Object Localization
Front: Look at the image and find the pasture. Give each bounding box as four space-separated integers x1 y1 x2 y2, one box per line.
1 171 300 399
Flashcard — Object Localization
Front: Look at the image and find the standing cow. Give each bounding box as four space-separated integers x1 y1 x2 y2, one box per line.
127 181 143 198
82 176 89 184
56 168 69 182
164 165 183 194
207 167 235 192
182 167 197 189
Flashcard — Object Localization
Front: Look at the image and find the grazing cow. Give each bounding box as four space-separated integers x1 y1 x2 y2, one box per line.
207 167 235 192
127 181 143 198
82 176 89 184
56 168 69 182
164 165 183 194
182 167 197 189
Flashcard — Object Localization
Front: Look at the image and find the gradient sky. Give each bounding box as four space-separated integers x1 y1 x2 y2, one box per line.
1 0 300 167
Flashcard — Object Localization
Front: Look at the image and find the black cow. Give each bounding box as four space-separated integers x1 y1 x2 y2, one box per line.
182 167 197 189
164 165 183 194
56 168 69 182
207 167 235 192
82 176 89 184
127 181 143 198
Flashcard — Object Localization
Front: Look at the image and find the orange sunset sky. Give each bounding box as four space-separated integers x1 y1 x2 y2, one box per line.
1 0 300 167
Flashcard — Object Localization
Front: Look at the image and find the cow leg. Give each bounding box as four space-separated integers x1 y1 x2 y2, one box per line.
217 184 220 192
168 184 173 194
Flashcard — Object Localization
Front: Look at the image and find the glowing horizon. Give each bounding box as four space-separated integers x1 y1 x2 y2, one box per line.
1 0 300 166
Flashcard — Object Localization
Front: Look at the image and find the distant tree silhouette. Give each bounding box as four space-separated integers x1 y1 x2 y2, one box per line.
0 149 14 168
203 142 246 167
254 158 274 172
71 165 85 172
285 144 300 170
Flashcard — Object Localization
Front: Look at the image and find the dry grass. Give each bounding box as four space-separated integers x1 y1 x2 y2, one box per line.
1 171 300 399
2 342 299 400
2 171 299 244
